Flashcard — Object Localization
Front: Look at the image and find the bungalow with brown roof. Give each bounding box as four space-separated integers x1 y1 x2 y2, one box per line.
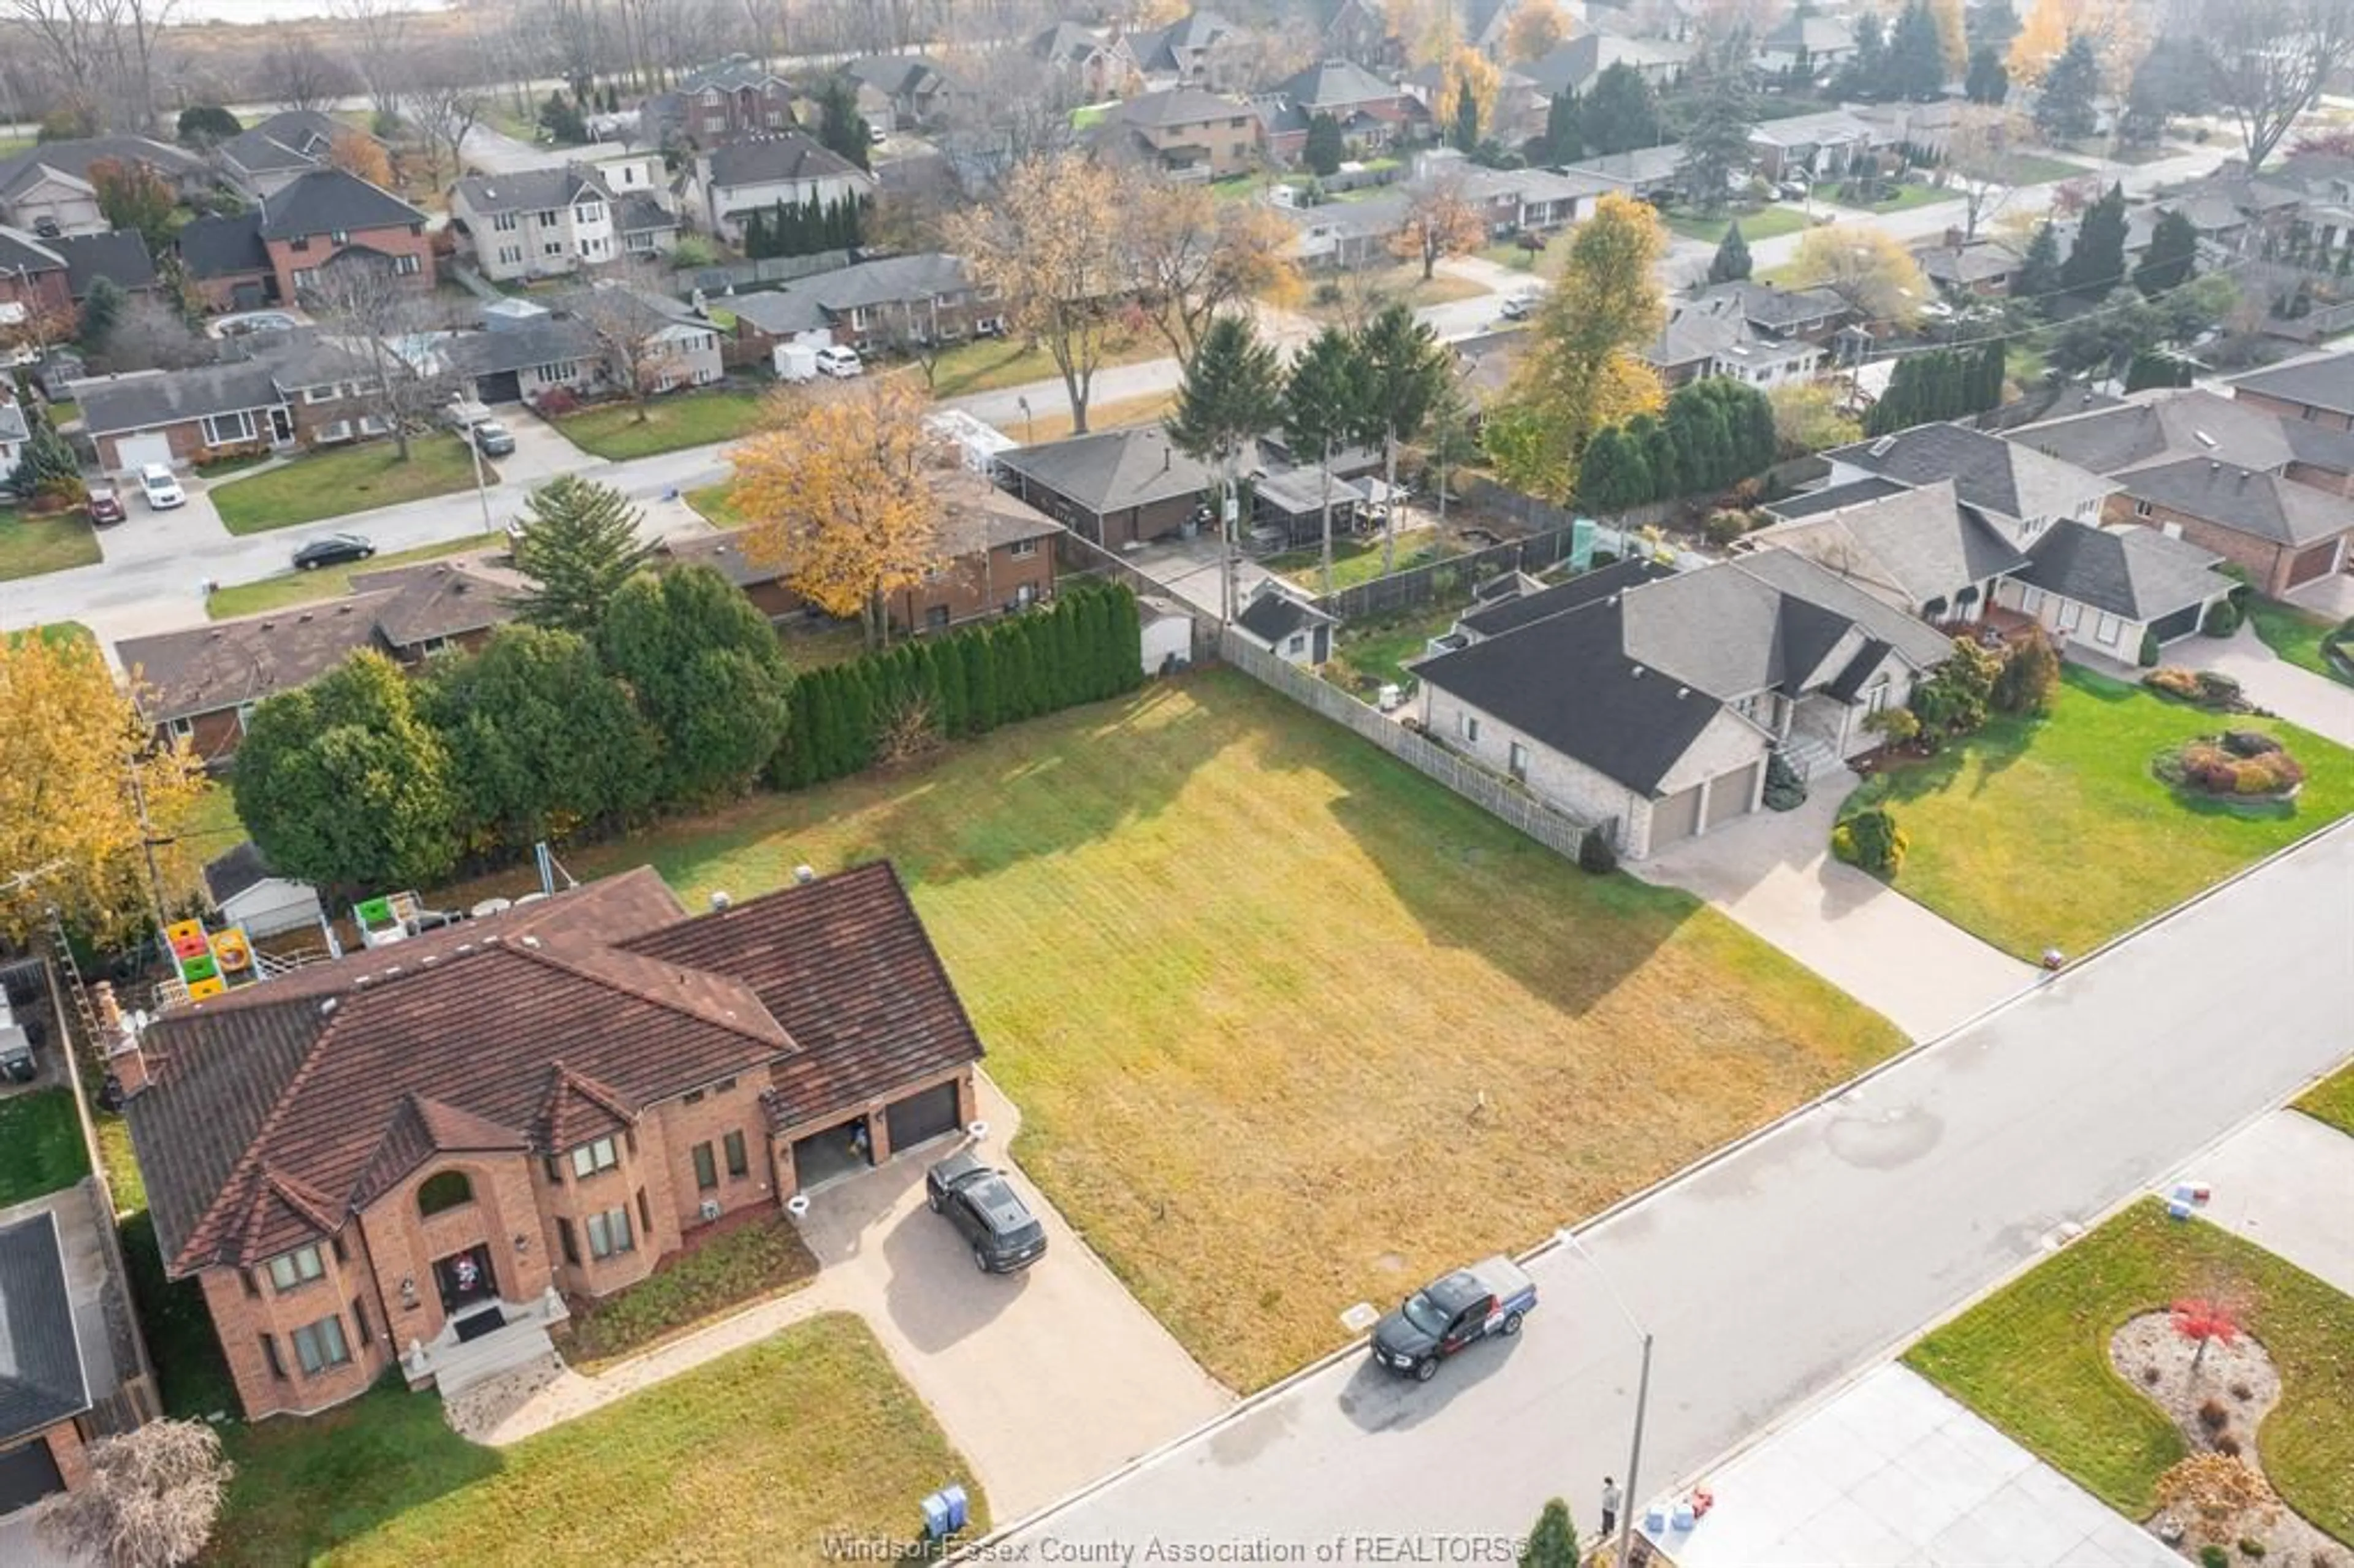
116 860 987 1419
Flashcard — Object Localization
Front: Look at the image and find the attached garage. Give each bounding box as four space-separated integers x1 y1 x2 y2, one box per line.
112 432 174 475
0 1436 64 1516
2147 603 2203 644
2284 539 2343 589
1703 761 1761 831
473 368 524 405
885 1081 962 1155
1649 782 1704 851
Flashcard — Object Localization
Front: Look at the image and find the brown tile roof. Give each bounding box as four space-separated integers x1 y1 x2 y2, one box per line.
118 595 395 723
349 557 528 647
128 861 986 1274
621 861 986 1132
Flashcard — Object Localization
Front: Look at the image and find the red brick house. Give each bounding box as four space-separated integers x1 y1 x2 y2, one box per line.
117 861 986 1420
72 330 389 474
2230 350 2354 433
647 57 798 149
255 169 432 304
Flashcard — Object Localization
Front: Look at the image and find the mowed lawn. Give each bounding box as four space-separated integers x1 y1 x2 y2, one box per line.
514 671 1901 1388
1663 205 1810 244
211 1315 978 1567
2246 596 2353 687
2295 1059 2354 1137
1842 668 2354 961
557 388 771 460
211 440 490 534
0 1089 91 1205
207 531 506 619
0 508 102 580
1906 1200 2354 1543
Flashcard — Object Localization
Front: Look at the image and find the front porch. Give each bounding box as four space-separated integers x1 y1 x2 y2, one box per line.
1931 603 2040 649
403 1286 569 1399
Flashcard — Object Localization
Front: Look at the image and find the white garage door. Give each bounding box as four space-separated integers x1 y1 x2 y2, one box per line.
1651 783 1704 850
1704 761 1762 831
115 432 173 474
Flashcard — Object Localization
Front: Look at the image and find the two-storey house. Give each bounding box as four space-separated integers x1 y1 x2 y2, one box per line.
256 169 433 302
682 134 875 249
647 56 799 149
1091 88 1262 179
452 166 627 283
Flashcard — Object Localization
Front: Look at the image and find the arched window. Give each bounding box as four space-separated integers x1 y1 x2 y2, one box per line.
417 1170 473 1217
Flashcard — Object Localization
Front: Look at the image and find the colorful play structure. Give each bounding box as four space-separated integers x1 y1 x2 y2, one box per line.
164 918 259 1002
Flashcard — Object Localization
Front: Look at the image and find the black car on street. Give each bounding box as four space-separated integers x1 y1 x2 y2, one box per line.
292 533 376 570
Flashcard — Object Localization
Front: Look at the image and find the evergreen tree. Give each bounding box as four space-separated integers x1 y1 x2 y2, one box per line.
1975 340 2008 409
1542 89 1582 164
511 476 659 635
1964 46 2008 105
2134 208 2200 296
1304 112 1346 176
175 104 242 148
935 635 970 737
1452 83 1481 153
1666 389 1732 489
2033 34 2100 144
596 567 793 805
967 628 1000 732
817 74 872 170
1836 11 1888 98
1520 1499 1580 1568
2061 183 2128 297
777 668 820 787
1575 425 1653 511
1354 302 1450 570
1886 1 1948 101
1636 412 1681 497
538 91 587 143
2014 219 2063 307
1966 0 2020 56
1678 44 1759 214
1709 221 1752 284
1281 325 1376 596
1580 63 1659 157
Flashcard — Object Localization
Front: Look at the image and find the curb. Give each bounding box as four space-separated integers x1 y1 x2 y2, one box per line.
956 816 2353 1555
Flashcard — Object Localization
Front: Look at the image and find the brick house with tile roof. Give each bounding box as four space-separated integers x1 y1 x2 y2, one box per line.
118 861 986 1420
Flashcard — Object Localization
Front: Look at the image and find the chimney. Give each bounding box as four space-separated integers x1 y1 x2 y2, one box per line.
101 1000 150 1098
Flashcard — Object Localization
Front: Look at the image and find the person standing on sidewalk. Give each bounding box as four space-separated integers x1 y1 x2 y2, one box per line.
1600 1476 1621 1540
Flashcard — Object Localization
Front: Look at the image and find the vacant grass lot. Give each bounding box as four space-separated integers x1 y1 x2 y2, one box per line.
1303 265 1487 323
476 671 1901 1388
2295 1059 2354 1138
1841 668 2354 960
207 531 506 620
1663 205 1810 244
992 387 1176 444
210 1315 979 1567
2247 597 2353 687
929 329 1165 400
558 389 771 460
549 1214 817 1371
0 508 102 580
2000 151 2090 185
0 1089 91 1204
211 440 490 534
1906 1200 2354 1544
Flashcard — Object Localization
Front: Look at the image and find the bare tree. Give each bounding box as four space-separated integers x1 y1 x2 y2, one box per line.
935 40 1083 175
91 295 211 373
566 263 694 421
405 70 487 185
1945 105 2030 242
2203 0 2354 170
259 33 356 111
299 253 460 461
333 0 410 119
5 0 123 113
40 1419 232 1568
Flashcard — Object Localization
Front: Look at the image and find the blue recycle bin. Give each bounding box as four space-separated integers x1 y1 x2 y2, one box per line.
921 1483 971 1539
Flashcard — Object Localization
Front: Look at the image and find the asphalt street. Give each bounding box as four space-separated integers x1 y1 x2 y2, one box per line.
983 822 2354 1556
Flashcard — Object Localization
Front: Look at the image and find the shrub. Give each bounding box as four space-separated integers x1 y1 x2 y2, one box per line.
2201 1548 2230 1568
1704 508 1750 546
669 233 719 270
2139 627 2162 668
2162 735 2303 797
535 387 582 417
2144 666 2203 701
2195 671 2244 707
1589 549 1619 568
2220 729 2281 758
2203 599 2242 637
1992 628 2060 715
2238 1540 2264 1559
1762 750 1807 810
1832 807 1907 874
1577 824 1618 875
2214 1431 2242 1458
1863 705 1921 748
2198 1398 2231 1433
370 108 403 140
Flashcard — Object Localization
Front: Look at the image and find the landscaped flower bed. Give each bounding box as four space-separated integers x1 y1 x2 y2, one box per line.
2144 666 2257 713
2155 730 2306 801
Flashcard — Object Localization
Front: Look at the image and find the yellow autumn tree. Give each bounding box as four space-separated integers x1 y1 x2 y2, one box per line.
1789 226 1930 325
2009 0 2144 86
1504 0 1571 63
1437 44 1503 142
1487 191 1667 498
1130 183 1301 356
1389 175 1487 278
1930 0 1967 73
329 130 395 189
725 378 947 649
1385 0 1460 67
1 631 207 945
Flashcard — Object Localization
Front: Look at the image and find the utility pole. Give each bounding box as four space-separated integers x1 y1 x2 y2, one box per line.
1558 1226 1656 1568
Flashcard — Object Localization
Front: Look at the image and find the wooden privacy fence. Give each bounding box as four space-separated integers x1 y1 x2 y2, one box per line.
1218 630 1608 861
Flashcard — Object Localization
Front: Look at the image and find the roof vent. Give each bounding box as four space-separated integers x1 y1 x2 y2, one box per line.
519 934 541 948
2194 429 2217 447
1868 435 1897 456
381 965 402 979
2210 459 2220 473
1675 687 1689 699
319 998 337 1015
793 864 816 885
420 954 438 966
1630 664 1645 677
709 890 732 911
455 942 474 955
298 611 312 622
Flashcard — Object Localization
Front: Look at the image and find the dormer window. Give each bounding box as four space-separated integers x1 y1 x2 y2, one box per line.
267 1243 326 1292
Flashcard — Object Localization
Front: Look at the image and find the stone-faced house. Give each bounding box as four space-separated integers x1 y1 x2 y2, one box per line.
118 859 987 1420
1414 550 1958 854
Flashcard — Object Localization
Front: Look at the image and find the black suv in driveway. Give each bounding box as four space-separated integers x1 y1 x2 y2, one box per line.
925 1150 1048 1273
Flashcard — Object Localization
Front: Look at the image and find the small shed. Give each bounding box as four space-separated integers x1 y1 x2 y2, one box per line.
203 842 325 940
1137 594 1195 676
1233 581 1335 667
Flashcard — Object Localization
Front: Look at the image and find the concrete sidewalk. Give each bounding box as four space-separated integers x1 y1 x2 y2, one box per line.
1636 785 2036 1043
1642 1364 2177 1568
449 1076 1230 1522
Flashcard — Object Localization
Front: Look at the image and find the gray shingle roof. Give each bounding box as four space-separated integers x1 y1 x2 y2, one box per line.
1103 86 1253 131
1829 422 2114 523
2017 519 2230 621
440 316 603 377
615 192 675 234
0 400 29 444
2228 351 2353 419
255 168 424 241
349 558 528 647
218 112 345 178
0 1210 92 1443
175 211 271 280
0 135 204 199
1273 58 1401 109
1766 476 1910 519
706 133 866 190
453 164 612 217
1746 481 2032 607
996 425 1217 516
2011 389 2304 476
2119 455 2354 547
1236 586 1334 644
0 225 63 275
1457 557 1671 638
71 362 286 436
203 840 277 905
117 595 394 721
730 251 972 336
53 230 156 299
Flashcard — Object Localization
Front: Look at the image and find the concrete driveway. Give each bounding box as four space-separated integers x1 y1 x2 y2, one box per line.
1642 1364 2177 1568
2168 623 2354 747
1636 783 2036 1043
452 1076 1230 1523
2174 1106 2354 1295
